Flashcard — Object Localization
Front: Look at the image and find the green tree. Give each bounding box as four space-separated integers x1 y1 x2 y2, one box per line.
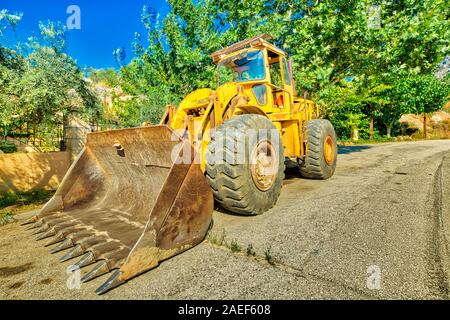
89 68 121 87
0 10 23 129
116 1 221 124
1 18 99 135
323 83 370 140
393 75 450 137
91 1 450 136
16 46 97 124
376 84 408 137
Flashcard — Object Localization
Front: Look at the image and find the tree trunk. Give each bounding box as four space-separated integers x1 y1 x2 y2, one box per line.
369 104 374 140
423 111 427 138
351 127 359 141
386 125 392 138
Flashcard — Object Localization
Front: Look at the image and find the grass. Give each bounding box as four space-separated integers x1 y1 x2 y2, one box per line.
246 243 256 257
207 229 278 266
265 246 275 265
0 142 17 153
0 189 54 209
229 239 241 252
339 121 450 145
340 133 450 146
339 135 400 145
0 211 16 226
206 229 243 253
0 189 54 226
207 228 227 246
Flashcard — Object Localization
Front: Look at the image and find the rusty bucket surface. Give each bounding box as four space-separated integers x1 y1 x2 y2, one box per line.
22 125 213 294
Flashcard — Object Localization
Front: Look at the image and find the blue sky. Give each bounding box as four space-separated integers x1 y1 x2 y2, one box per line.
0 0 169 69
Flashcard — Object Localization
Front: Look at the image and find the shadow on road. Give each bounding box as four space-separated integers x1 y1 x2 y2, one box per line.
338 145 371 155
283 145 373 179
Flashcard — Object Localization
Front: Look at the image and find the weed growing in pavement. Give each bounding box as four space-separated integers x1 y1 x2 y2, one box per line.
246 243 256 257
207 228 227 246
265 246 275 265
0 211 16 226
229 239 241 252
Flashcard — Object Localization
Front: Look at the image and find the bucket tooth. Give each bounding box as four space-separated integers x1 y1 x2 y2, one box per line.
44 218 70 227
81 261 109 283
95 269 125 295
31 224 49 235
88 241 121 256
21 216 38 226
55 228 92 243
82 249 127 283
45 232 66 247
25 224 36 231
24 126 214 294
60 227 90 236
68 252 96 272
26 220 44 230
59 245 83 262
77 236 104 247
35 228 56 240
50 221 78 232
50 238 74 254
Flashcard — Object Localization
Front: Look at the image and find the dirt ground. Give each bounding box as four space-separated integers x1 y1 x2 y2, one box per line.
1 140 450 300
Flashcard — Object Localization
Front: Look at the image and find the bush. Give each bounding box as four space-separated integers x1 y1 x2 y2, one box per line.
0 190 54 209
0 192 19 208
0 142 17 153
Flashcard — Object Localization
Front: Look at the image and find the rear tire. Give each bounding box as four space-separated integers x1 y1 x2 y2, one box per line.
205 114 285 215
299 119 337 179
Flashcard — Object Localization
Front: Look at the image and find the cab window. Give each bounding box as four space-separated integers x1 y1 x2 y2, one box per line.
282 58 291 86
217 50 265 85
269 62 282 88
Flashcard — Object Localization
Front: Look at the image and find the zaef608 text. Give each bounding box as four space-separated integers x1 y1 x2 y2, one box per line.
178 304 271 317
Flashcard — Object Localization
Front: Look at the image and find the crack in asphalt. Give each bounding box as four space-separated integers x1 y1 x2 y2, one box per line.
205 240 377 299
426 158 450 299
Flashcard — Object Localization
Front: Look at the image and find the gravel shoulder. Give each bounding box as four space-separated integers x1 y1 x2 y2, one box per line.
1 140 449 300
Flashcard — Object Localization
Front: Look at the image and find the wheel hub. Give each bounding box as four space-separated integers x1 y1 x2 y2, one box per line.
250 140 278 191
323 135 335 165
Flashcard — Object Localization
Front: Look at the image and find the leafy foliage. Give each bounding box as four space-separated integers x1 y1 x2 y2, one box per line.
97 0 448 138
2 2 450 140
0 20 100 143
0 189 53 208
0 142 17 153
393 75 450 115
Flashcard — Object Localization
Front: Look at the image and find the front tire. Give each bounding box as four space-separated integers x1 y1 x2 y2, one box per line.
299 119 337 179
205 114 285 215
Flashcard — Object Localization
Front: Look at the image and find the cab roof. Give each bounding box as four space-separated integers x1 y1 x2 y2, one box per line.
210 34 286 64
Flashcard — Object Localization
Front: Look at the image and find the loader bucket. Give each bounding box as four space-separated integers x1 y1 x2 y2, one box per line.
22 126 213 294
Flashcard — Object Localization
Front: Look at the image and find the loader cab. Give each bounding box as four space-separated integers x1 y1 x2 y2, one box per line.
266 49 295 112
214 38 295 114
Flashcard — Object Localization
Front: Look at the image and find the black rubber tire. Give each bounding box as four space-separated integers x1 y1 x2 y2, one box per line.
205 114 285 215
299 119 337 179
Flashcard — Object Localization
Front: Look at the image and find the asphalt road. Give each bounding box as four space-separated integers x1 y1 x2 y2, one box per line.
1 140 450 300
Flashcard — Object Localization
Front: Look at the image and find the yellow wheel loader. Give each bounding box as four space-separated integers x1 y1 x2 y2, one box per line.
22 34 337 294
